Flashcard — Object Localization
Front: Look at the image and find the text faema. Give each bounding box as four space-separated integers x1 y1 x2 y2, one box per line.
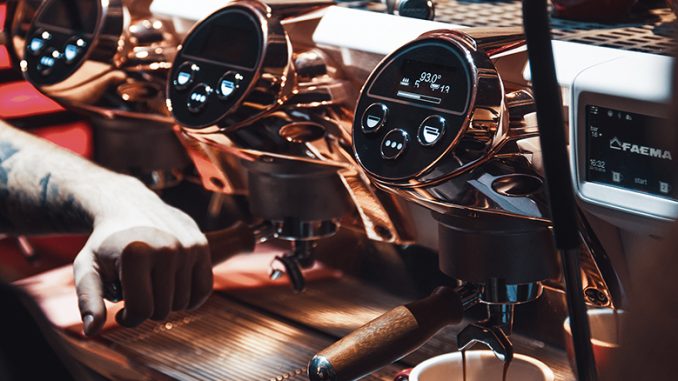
610 137 673 160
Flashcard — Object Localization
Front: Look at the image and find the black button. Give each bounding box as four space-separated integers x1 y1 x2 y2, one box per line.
417 115 446 147
217 71 242 100
63 37 87 64
381 129 409 160
187 84 210 113
37 48 59 76
174 62 198 91
28 30 51 56
362 103 388 133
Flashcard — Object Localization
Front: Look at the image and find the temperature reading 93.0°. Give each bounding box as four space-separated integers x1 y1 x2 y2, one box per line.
369 53 467 112
419 72 441 83
415 72 451 94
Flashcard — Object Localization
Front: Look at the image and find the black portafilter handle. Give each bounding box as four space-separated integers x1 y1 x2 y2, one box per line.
103 222 258 302
308 284 480 381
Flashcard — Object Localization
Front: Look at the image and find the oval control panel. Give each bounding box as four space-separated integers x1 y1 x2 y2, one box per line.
22 0 101 86
353 39 475 182
167 6 264 129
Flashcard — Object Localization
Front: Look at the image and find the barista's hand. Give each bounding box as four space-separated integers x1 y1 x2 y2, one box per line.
72 175 212 336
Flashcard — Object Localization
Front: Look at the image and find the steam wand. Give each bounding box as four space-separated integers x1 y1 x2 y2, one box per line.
522 1 597 380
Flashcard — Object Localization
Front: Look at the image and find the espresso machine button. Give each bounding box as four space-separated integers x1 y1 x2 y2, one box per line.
28 30 52 56
187 84 210 113
417 115 446 147
361 103 389 133
381 129 409 160
174 62 198 91
217 71 243 100
62 37 87 64
37 48 59 76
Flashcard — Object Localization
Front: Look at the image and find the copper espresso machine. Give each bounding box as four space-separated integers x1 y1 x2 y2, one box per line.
1 0 675 380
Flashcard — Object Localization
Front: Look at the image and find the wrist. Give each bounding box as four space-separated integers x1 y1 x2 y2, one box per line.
74 171 154 227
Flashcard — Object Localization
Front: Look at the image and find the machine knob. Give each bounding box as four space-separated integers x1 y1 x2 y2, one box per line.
391 0 435 20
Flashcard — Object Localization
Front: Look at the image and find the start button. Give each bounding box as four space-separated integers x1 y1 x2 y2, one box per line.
187 83 210 113
381 129 409 160
417 115 446 147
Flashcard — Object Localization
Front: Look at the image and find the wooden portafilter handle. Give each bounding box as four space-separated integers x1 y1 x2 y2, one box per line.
308 285 480 381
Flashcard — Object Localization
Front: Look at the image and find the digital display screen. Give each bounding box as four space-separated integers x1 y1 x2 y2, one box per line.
185 12 260 69
368 42 471 114
586 105 676 200
395 59 456 106
39 0 98 32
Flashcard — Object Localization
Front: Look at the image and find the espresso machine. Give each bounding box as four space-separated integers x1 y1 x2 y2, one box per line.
305 14 644 376
0 0 674 380
9 0 190 189
3 0 418 288
168 0 415 291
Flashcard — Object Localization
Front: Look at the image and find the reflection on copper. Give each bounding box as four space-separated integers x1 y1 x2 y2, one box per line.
12 0 178 122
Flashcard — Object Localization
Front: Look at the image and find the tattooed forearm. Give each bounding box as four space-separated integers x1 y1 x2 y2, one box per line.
0 125 96 234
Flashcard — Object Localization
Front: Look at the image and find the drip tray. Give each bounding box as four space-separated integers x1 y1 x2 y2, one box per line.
63 277 573 380
98 295 401 380
229 279 575 381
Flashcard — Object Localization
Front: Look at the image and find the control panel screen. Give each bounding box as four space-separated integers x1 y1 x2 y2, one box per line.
168 6 266 129
355 40 473 181
39 0 97 32
184 15 260 69
368 42 471 115
394 59 457 106
586 105 675 200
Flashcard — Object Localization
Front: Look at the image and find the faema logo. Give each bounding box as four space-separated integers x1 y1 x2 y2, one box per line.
609 137 673 160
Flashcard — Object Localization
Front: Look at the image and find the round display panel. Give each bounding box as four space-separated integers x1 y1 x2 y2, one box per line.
353 39 474 182
168 6 264 129
23 0 101 86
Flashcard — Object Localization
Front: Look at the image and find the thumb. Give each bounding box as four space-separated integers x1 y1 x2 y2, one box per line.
73 247 107 336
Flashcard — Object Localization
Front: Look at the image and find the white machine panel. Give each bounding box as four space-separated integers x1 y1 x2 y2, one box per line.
571 53 676 221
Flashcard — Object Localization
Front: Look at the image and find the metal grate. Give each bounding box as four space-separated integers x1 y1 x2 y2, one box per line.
101 296 401 381
432 0 677 55
354 0 677 55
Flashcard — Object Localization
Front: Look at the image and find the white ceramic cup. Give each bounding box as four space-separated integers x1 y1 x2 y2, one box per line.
408 350 555 381
563 309 624 375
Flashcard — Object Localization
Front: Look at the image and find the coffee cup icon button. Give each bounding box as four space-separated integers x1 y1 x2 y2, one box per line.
362 103 389 133
417 115 446 147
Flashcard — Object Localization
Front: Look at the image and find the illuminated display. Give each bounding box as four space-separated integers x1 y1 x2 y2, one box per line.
355 39 474 181
395 59 455 105
586 105 675 200
367 42 471 115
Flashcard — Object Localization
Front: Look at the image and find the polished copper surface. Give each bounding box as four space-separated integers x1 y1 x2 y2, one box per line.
11 0 178 123
174 1 417 245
